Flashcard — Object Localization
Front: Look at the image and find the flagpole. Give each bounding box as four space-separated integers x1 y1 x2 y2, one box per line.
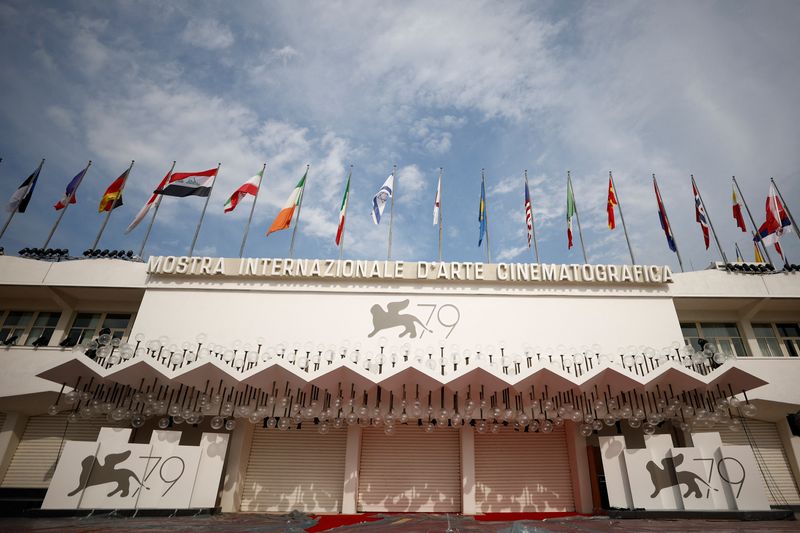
91 160 134 250
0 158 44 240
139 161 175 258
239 163 266 258
339 165 352 261
188 163 221 257
653 174 685 273
437 167 443 262
610 171 635 265
733 176 773 266
43 160 91 249
692 174 728 264
568 171 588 264
771 177 800 244
289 164 310 259
387 164 397 261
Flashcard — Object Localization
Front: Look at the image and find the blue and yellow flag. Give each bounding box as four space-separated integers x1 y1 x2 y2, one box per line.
478 176 486 246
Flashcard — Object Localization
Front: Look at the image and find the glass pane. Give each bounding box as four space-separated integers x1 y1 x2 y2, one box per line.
102 314 131 330
33 312 61 327
680 323 699 337
778 323 800 338
731 338 748 357
3 311 33 327
757 337 783 357
752 324 776 338
786 340 799 358
72 313 100 329
715 339 735 356
702 323 741 338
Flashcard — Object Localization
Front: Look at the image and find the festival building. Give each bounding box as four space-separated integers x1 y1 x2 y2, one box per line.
0 252 799 516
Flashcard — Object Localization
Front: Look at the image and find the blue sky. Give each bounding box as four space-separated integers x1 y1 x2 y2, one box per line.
0 0 798 269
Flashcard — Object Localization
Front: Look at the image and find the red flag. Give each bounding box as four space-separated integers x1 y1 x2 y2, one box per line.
732 185 746 232
607 177 617 230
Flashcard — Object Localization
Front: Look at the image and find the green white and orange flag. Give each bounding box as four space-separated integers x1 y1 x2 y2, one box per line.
335 170 351 246
267 169 306 235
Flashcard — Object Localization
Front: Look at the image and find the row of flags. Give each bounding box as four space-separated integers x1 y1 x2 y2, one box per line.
1 158 796 267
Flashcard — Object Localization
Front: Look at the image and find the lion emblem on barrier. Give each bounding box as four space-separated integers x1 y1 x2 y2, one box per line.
368 299 432 338
647 453 717 498
67 450 147 498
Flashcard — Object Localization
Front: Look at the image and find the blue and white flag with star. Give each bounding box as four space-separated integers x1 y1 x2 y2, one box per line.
371 174 394 224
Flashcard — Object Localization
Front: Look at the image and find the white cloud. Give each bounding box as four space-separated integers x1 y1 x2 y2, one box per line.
396 164 427 201
181 18 234 50
496 245 528 262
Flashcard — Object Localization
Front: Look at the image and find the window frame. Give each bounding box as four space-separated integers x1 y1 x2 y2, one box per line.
680 321 749 357
0 310 63 347
62 311 135 346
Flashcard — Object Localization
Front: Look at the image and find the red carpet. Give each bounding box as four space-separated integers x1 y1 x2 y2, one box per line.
307 513 382 532
474 511 585 521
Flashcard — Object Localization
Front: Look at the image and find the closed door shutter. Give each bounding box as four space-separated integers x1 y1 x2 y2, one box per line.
697 420 800 505
358 426 461 512
1 414 122 488
475 426 575 512
240 425 347 513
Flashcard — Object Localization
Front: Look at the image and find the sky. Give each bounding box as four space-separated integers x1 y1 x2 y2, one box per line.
0 0 798 270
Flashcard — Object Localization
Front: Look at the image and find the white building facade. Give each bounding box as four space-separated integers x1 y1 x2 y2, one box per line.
0 255 799 514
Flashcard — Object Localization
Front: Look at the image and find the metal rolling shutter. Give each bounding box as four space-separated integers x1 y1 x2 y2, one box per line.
1 414 121 488
698 420 800 505
475 426 575 512
240 425 347 513
0 413 6 431
357 426 461 512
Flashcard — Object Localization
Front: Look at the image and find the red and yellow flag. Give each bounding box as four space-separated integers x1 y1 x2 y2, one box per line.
98 168 130 212
607 177 617 229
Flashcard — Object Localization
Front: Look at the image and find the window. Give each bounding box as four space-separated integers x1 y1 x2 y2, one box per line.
680 322 748 357
0 311 34 345
777 323 800 358
680 323 702 352
0 311 62 346
753 324 783 357
24 312 61 346
64 312 133 345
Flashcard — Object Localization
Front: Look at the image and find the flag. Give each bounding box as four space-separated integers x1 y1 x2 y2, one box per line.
125 168 172 233
478 176 487 246
155 167 217 197
54 166 89 210
224 172 261 213
607 177 617 229
754 183 791 247
693 180 710 249
6 164 42 213
371 174 394 224
753 240 764 263
267 169 306 235
654 177 677 253
433 174 442 225
735 243 744 262
335 171 351 246
732 185 746 232
566 176 576 248
98 168 130 212
524 177 533 248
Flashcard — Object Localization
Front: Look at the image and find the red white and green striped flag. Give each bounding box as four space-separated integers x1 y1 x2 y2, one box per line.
566 176 576 248
335 171 351 246
224 171 262 213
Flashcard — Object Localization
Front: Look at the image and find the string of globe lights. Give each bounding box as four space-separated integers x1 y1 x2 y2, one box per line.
72 332 736 379
43 330 760 437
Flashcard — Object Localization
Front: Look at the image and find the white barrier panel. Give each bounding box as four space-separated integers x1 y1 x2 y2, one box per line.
599 432 770 511
42 427 228 510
